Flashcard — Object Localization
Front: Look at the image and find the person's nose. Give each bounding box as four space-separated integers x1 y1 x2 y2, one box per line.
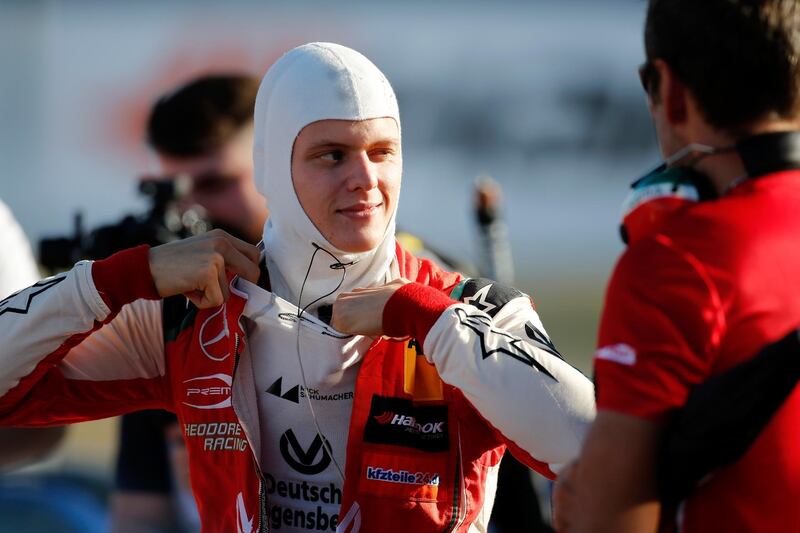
346 151 379 192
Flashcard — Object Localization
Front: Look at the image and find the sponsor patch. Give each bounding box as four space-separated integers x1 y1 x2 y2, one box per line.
364 396 449 452
264 473 341 505
279 429 332 475
300 388 353 402
265 377 354 404
267 503 338 532
182 373 232 410
359 451 443 501
183 422 248 452
263 473 341 531
595 343 637 366
365 466 440 486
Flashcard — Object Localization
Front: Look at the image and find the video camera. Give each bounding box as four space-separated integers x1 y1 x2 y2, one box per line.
39 177 210 272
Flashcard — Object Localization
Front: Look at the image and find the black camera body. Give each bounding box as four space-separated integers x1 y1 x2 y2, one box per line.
39 178 209 271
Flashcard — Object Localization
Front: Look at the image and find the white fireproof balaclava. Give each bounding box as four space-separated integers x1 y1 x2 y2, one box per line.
252 42 401 312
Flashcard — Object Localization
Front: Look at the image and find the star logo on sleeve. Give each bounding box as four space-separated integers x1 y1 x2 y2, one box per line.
463 284 496 314
453 308 558 381
0 275 66 317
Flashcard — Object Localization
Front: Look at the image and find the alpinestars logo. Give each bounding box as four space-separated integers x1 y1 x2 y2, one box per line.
524 321 563 360
453 307 558 381
457 278 524 318
279 429 332 475
0 275 66 316
463 284 497 315
373 411 445 435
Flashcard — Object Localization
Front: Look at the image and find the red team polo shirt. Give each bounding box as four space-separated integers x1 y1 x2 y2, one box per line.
595 170 800 532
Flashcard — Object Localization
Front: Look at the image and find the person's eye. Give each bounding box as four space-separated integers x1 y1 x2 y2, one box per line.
369 148 394 161
192 175 235 195
319 150 344 162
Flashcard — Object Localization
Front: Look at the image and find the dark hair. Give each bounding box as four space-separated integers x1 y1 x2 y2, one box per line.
147 74 260 157
645 0 800 133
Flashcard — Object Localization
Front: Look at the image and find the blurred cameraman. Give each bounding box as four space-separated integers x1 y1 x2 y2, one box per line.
111 74 266 533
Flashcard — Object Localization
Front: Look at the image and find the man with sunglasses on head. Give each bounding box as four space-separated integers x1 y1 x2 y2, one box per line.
557 1 800 532
0 43 595 532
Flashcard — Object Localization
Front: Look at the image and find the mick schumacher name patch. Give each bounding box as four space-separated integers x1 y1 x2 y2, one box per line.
363 395 449 452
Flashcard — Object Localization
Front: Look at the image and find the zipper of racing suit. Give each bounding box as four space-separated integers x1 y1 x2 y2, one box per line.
231 332 270 533
441 421 466 532
254 456 268 533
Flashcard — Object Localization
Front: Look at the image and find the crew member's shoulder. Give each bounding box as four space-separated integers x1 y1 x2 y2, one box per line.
612 229 713 297
658 176 795 259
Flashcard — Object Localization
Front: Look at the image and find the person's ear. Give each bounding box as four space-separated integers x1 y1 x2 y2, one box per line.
653 59 689 126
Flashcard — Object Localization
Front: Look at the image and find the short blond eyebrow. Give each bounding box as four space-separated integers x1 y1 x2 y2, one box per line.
306 138 399 151
306 141 348 150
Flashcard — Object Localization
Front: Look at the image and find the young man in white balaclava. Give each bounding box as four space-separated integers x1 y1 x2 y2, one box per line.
0 43 595 532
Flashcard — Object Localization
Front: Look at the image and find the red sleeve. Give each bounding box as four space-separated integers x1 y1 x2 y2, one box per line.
92 245 160 311
594 235 726 423
383 283 455 345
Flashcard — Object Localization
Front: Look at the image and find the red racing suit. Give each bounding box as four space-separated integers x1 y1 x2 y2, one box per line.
0 242 594 532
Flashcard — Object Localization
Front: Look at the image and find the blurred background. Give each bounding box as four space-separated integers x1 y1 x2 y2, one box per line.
0 0 657 530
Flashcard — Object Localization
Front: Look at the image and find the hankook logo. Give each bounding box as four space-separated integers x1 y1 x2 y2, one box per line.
198 305 231 361
183 373 232 410
373 411 445 435
364 396 450 452
279 429 332 475
374 411 394 424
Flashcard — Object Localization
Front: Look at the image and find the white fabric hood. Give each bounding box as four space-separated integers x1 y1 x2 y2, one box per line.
252 42 401 312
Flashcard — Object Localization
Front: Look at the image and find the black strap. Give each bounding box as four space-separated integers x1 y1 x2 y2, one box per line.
659 328 800 506
736 131 800 178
